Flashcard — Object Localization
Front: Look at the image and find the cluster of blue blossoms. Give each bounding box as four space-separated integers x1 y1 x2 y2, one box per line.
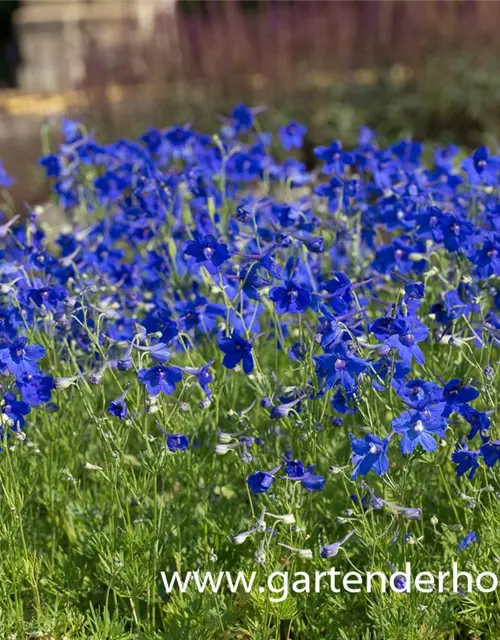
0 106 498 506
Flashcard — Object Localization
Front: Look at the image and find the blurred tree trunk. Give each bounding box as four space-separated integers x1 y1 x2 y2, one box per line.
0 1 21 88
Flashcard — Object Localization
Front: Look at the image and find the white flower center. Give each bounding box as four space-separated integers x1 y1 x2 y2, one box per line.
414 420 424 433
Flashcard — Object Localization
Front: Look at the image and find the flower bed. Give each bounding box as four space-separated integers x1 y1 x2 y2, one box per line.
0 107 499 638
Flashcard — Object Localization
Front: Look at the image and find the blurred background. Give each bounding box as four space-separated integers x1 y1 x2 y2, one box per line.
2 0 500 207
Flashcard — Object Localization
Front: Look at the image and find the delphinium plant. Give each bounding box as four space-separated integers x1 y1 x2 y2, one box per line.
0 106 498 640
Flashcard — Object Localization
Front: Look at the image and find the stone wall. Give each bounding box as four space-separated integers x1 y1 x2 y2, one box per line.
14 0 177 93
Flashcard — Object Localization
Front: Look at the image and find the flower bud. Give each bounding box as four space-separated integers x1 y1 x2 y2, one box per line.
254 548 266 565
84 461 103 471
296 548 313 560
55 376 80 390
232 528 255 545
215 443 238 456
401 507 422 521
254 519 267 533
268 513 295 525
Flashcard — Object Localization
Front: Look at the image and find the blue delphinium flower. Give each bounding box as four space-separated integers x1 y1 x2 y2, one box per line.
284 460 325 491
188 360 214 397
462 146 500 185
431 288 476 325
0 160 14 188
321 272 353 314
284 459 305 478
218 332 254 374
133 342 171 363
438 213 475 253
384 321 428 366
165 124 191 148
381 500 422 521
60 117 81 143
165 124 193 151
316 305 344 351
388 565 407 592
230 104 261 132
270 393 304 419
226 150 263 181
368 317 400 341
392 404 447 453
459 405 490 440
108 399 127 420
320 530 355 559
156 422 189 452
402 280 425 316
275 158 311 187
108 386 129 420
117 348 133 371
28 284 68 312
247 464 282 494
373 237 427 275
480 440 500 468
314 175 343 212
183 232 230 272
471 237 500 279
288 342 306 363
452 446 480 479
315 342 367 393
443 379 480 417
176 296 225 335
137 365 182 396
39 154 62 178
269 280 316 314
369 317 428 365
359 482 384 510
370 357 410 393
166 434 189 452
314 140 353 175
332 388 357 414
156 421 189 453
405 281 425 300
301 235 325 254
160 319 179 345
458 531 477 553
395 378 442 410
433 144 458 171
349 433 390 479
16 373 54 406
300 467 326 491
140 127 163 153
1 392 31 429
0 337 45 378
391 138 423 168
279 121 307 150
